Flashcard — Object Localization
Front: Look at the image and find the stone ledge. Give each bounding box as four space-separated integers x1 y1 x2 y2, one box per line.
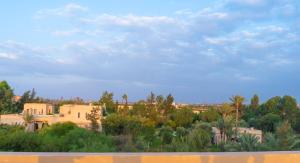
0 152 300 163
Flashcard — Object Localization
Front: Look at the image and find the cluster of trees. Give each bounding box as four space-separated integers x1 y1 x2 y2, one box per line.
1 80 300 152
99 92 300 152
0 122 115 152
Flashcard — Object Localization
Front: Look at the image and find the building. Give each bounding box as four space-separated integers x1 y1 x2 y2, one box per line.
12 95 22 103
212 127 263 144
117 103 134 110
59 104 101 128
0 103 102 132
23 103 54 115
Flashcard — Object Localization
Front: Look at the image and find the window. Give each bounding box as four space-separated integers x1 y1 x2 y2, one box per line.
78 112 80 118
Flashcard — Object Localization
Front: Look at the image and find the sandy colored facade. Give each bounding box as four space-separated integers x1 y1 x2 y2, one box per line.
117 104 133 110
23 103 54 115
0 103 102 131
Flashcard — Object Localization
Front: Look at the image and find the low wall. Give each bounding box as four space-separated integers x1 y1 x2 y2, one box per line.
0 152 300 163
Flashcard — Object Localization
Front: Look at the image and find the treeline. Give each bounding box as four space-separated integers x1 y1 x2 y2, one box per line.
0 81 88 114
1 80 300 152
97 92 300 152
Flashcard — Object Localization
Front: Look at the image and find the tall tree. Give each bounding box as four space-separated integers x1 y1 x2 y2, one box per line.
0 81 14 117
122 94 128 105
30 88 36 101
279 96 298 127
217 103 234 142
250 94 259 109
218 103 234 119
99 91 115 114
230 95 245 139
146 92 156 109
163 94 175 116
86 106 101 131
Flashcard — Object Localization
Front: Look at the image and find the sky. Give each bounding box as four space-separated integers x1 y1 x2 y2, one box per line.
0 0 300 103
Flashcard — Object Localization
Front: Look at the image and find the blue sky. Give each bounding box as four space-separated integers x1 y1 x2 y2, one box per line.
1 0 300 103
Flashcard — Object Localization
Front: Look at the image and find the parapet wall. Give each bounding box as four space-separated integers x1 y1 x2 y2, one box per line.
0 152 300 163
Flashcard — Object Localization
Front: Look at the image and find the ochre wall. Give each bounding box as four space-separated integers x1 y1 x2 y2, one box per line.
0 152 300 163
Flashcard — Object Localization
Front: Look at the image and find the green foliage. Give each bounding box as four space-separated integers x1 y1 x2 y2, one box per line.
257 113 281 132
250 94 259 109
224 134 260 152
170 107 194 128
0 81 14 114
99 91 116 114
260 133 280 151
158 126 174 144
86 106 101 131
200 108 221 122
187 127 211 151
0 123 116 152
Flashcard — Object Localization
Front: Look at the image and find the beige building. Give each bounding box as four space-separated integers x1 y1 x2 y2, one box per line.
23 103 54 115
117 104 133 110
212 127 263 144
59 104 101 128
0 103 102 131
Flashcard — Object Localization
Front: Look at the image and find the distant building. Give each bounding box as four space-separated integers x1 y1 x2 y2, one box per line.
0 103 102 132
12 95 22 103
212 127 263 144
117 103 134 110
23 103 54 115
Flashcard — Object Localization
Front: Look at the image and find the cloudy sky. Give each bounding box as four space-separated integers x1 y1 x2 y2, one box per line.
0 0 300 103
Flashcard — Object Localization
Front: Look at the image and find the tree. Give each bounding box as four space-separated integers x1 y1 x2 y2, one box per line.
86 106 101 131
147 92 156 106
99 91 116 114
261 133 280 151
200 108 220 122
250 94 259 109
0 81 14 117
30 88 36 101
279 96 298 127
16 89 37 113
163 94 175 115
122 94 128 105
275 121 294 150
216 115 235 143
230 95 245 138
188 127 211 151
170 108 194 128
218 103 234 119
225 134 260 151
257 113 281 132
158 126 174 145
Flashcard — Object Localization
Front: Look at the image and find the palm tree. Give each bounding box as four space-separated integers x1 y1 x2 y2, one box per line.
230 95 245 139
218 103 234 119
216 115 235 142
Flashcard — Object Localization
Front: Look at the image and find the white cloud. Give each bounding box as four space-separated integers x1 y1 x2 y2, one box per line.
80 14 177 27
0 52 18 60
234 73 257 81
3 1 300 101
52 29 80 37
227 0 265 6
35 3 88 18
